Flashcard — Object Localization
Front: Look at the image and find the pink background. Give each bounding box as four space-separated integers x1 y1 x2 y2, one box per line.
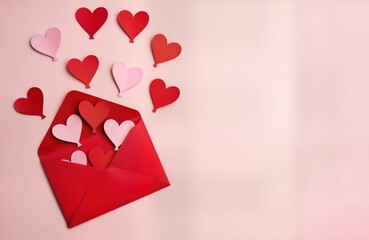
1 0 369 239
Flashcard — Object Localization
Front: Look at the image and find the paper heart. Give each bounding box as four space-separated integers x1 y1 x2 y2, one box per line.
88 147 115 170
62 150 87 166
78 100 110 133
67 55 99 88
150 79 180 112
117 10 149 43
151 34 181 67
104 119 135 151
112 62 143 96
14 87 45 119
30 27 61 61
52 114 83 146
75 7 108 39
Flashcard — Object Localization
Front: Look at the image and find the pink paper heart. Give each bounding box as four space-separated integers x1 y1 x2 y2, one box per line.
62 150 87 165
103 119 135 151
112 62 143 97
30 27 61 61
52 114 82 146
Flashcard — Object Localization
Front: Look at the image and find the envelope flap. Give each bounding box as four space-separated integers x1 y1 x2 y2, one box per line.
110 119 170 184
41 160 99 222
68 168 169 227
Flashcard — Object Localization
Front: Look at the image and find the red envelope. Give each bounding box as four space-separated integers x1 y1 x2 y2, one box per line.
38 91 170 228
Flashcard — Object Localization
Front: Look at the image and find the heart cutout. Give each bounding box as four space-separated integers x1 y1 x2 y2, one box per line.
78 100 110 133
14 87 45 119
75 7 108 39
151 34 181 67
117 10 149 43
88 147 115 170
62 150 87 166
104 119 135 151
112 62 143 96
52 114 83 146
150 79 180 112
30 27 61 61
67 55 99 88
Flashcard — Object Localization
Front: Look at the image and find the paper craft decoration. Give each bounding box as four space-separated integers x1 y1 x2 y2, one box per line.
117 10 149 43
63 150 87 166
75 7 108 39
52 114 83 147
14 87 45 119
30 27 61 61
104 119 135 151
67 55 99 88
112 62 143 96
88 147 114 170
151 34 181 67
38 91 170 227
78 100 110 133
78 101 110 133
150 79 180 112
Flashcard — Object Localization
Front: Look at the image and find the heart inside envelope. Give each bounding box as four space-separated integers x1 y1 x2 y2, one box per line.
88 147 115 170
38 91 170 227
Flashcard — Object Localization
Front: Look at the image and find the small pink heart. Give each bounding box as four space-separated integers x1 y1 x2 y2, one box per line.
104 119 135 151
30 27 61 61
62 150 87 165
52 114 82 146
112 62 143 97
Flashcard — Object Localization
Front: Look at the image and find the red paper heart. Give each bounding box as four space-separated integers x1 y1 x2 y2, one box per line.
117 10 149 43
75 7 108 39
67 55 99 88
149 79 180 112
78 100 110 133
151 34 181 67
88 147 115 170
14 87 45 119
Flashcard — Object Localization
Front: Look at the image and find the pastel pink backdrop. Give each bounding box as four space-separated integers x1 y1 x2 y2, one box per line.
1 0 369 240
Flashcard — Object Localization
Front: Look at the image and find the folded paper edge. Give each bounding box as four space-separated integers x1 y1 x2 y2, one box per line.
67 169 170 228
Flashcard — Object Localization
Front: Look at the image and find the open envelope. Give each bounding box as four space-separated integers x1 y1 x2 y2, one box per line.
38 91 170 228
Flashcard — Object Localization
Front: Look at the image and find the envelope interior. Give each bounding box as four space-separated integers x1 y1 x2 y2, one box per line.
38 90 141 161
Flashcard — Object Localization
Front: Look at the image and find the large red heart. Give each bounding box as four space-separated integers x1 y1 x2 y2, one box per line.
14 87 45 119
88 147 115 170
78 100 110 133
151 34 181 67
67 55 99 88
149 79 180 112
75 7 108 39
117 10 149 43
